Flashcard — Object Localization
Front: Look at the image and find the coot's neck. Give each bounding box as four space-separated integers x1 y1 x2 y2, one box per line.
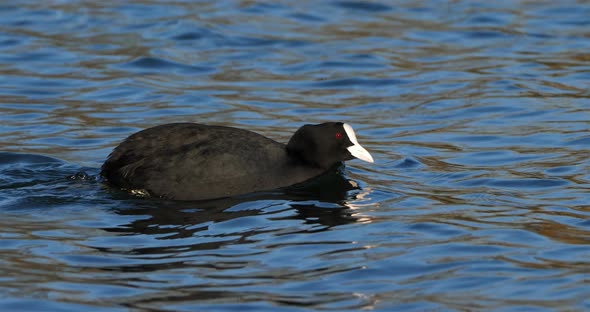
285 146 321 168
285 146 343 172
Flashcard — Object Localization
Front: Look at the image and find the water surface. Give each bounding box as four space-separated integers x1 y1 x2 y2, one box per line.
1 1 589 311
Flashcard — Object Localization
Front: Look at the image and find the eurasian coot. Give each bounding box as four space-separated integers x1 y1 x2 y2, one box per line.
101 122 373 200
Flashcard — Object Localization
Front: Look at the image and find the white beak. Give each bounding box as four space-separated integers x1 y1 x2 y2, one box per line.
343 123 374 163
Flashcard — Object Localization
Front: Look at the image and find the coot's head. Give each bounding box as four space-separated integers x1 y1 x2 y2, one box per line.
286 122 374 169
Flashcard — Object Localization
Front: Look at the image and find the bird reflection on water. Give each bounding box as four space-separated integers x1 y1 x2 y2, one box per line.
102 165 375 250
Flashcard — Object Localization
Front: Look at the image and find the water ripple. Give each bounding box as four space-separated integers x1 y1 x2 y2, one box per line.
120 57 214 74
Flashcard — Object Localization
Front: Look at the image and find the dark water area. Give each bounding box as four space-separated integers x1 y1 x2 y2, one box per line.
1 1 589 311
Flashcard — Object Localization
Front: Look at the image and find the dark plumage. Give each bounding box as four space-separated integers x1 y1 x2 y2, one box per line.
101 122 373 200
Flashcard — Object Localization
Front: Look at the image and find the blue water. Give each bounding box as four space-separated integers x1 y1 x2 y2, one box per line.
1 1 589 311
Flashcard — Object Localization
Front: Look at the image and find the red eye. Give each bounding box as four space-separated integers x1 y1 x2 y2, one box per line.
335 132 343 139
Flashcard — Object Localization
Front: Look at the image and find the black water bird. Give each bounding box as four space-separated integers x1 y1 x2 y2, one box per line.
101 122 373 200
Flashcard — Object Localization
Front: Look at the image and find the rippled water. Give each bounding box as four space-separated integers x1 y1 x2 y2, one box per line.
1 1 589 311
